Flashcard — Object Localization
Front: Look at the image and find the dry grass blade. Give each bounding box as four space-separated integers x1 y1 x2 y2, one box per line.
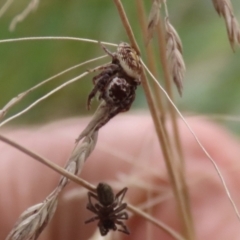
0 0 15 18
0 134 95 191
212 0 240 50
142 60 240 222
9 0 39 31
0 36 117 47
58 131 98 189
2 121 98 238
0 55 107 122
0 92 28 121
0 63 110 127
127 204 185 240
146 0 161 45
113 1 193 238
6 191 58 240
165 17 185 96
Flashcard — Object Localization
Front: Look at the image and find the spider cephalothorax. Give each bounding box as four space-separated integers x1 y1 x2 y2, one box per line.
87 42 142 111
85 182 130 236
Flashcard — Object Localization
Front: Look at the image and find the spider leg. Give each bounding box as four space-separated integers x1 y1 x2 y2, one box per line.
85 215 99 224
86 192 99 212
110 203 128 217
92 64 119 85
87 65 119 110
85 192 101 224
95 203 104 211
88 62 112 74
87 73 111 110
115 220 130 235
115 187 128 205
115 211 129 220
99 42 117 59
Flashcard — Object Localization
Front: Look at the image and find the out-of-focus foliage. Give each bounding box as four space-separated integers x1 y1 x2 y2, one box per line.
0 0 240 132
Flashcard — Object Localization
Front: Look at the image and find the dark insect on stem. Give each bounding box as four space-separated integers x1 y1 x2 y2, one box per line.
85 182 130 236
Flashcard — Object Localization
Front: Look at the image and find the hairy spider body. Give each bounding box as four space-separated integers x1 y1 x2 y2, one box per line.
85 182 130 236
87 42 141 114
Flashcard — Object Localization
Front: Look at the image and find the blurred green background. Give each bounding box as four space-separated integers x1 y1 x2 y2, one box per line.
0 0 240 132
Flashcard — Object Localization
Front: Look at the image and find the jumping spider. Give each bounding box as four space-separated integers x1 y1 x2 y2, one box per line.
87 42 142 125
85 182 130 236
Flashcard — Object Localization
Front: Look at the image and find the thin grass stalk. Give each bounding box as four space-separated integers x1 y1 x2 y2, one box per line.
159 1 185 170
0 36 117 47
143 61 240 222
0 0 15 18
9 0 39 31
113 1 193 239
0 63 110 127
135 0 176 183
0 55 107 121
135 3 188 237
0 134 95 191
135 0 165 124
156 13 195 239
0 134 185 240
128 204 185 240
144 0 194 235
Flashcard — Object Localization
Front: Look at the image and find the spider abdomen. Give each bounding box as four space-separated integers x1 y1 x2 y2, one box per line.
104 77 131 104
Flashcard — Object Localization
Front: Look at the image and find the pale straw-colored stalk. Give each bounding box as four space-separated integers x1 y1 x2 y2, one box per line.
5 120 98 239
142 60 240 222
0 55 107 121
0 0 15 18
157 2 194 238
0 36 117 47
113 1 194 239
9 0 39 31
135 0 165 124
0 63 111 127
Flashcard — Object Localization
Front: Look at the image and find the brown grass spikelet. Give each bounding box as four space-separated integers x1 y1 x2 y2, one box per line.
146 0 161 45
212 0 240 50
6 191 58 240
6 119 98 239
165 17 185 96
58 131 98 189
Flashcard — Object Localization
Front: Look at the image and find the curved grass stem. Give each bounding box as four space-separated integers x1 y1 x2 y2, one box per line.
142 60 240 222
0 55 107 122
0 63 107 127
0 36 117 47
113 1 194 239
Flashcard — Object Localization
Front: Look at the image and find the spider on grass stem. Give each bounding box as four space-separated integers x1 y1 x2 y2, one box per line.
76 42 142 141
85 182 130 236
87 42 142 128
